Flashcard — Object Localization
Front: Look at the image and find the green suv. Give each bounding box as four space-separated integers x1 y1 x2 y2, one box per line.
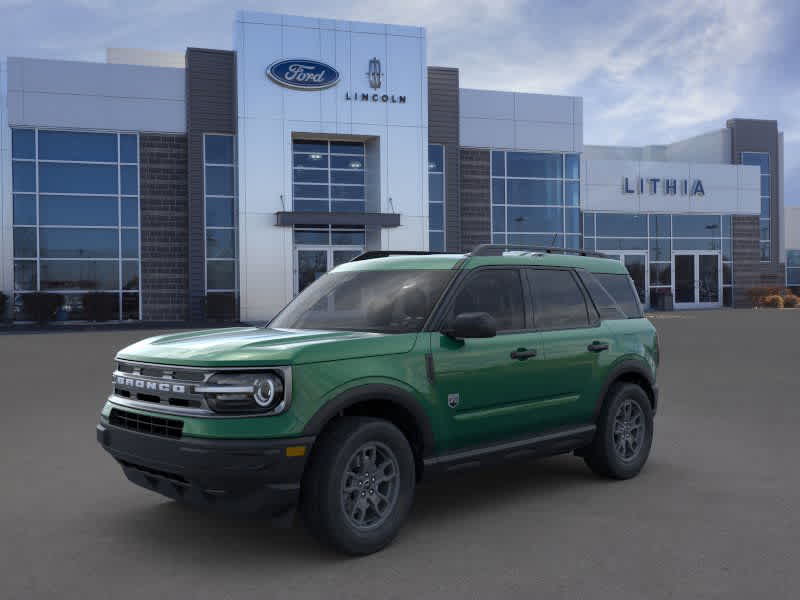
97 245 659 555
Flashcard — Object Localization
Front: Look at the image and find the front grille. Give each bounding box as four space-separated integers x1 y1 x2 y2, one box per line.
109 408 183 439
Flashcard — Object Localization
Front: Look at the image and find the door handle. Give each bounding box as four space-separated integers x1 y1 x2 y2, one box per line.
510 348 537 360
587 341 609 352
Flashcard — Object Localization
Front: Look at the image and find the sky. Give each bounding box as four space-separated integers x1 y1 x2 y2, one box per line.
2 0 798 204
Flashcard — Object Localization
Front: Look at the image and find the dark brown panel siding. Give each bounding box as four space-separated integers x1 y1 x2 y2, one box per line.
732 215 762 307
459 149 491 251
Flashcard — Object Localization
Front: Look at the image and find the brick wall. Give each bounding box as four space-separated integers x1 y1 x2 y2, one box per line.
459 149 491 251
732 215 786 307
139 134 189 321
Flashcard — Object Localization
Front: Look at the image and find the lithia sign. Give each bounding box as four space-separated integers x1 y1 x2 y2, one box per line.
267 57 407 103
623 177 705 196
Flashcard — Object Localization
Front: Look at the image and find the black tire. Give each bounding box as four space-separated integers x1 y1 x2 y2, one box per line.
301 417 415 555
584 383 653 479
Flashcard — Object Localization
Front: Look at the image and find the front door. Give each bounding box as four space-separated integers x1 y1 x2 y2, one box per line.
672 252 721 308
606 252 648 308
295 247 362 294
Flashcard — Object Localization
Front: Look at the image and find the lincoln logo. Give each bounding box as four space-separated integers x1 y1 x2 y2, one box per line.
266 59 341 90
115 376 186 394
367 57 382 89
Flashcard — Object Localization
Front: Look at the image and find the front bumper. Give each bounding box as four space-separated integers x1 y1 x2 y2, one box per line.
97 418 314 517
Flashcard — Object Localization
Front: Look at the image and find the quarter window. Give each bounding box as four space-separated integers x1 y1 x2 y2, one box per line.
449 270 525 332
528 269 589 330
593 273 643 318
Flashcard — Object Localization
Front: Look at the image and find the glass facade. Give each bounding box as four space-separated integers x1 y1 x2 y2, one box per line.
742 152 770 261
428 144 445 251
787 250 800 289
491 150 580 248
204 134 238 294
11 128 141 320
292 140 365 213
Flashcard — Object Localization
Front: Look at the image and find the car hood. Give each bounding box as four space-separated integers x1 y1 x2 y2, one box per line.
116 327 419 367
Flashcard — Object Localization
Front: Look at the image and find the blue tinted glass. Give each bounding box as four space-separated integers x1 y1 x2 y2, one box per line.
429 202 444 230
673 238 721 251
121 165 138 195
760 242 770 261
760 175 770 196
294 199 329 212
508 233 563 247
429 174 443 203
649 214 671 237
565 154 580 179
492 233 507 244
122 293 139 320
207 260 236 290
492 179 505 205
13 194 36 225
331 200 365 212
761 197 770 218
722 238 732 261
565 234 581 249
596 238 647 251
205 135 234 164
673 214 721 237
331 155 363 170
507 152 562 178
38 131 117 162
40 228 118 258
507 180 562 205
789 268 800 284
12 161 36 192
206 166 235 195
12 129 35 159
293 140 328 154
332 170 364 185
122 261 139 290
40 260 119 290
492 206 505 233
331 230 366 245
428 144 444 172
429 231 444 252
565 181 579 206
120 135 138 163
332 185 364 200
207 229 236 258
14 260 37 291
121 198 138 226
206 197 234 227
14 227 37 258
294 153 329 168
787 250 800 268
583 213 595 236
39 163 118 194
584 237 595 250
595 213 647 237
491 151 505 177
649 238 671 261
759 220 770 240
565 208 580 233
721 215 732 237
294 184 328 199
741 152 769 174
122 229 139 258
40 195 118 226
294 169 328 183
294 230 329 244
330 141 364 155
507 206 563 232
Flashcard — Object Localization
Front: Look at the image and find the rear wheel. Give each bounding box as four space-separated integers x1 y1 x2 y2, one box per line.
301 417 415 555
584 383 653 479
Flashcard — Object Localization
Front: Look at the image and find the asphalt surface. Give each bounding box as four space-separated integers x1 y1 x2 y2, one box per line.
1 309 799 599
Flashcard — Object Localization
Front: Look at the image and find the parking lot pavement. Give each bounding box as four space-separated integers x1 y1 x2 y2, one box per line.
2 310 799 600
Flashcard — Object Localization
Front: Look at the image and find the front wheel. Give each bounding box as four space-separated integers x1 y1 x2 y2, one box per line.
301 417 415 555
584 383 653 479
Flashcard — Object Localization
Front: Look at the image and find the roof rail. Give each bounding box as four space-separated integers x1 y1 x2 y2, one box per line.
470 244 609 259
350 250 444 262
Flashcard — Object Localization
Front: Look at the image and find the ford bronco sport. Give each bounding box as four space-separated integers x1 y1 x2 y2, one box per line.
97 244 659 555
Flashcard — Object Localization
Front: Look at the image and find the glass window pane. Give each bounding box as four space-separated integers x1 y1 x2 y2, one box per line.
120 134 138 163
331 185 364 200
40 260 119 290
331 200 365 213
507 152 562 178
649 238 671 261
294 229 329 244
39 163 118 194
294 199 329 212
565 181 579 206
451 270 525 331
565 207 580 233
205 135 234 164
331 230 366 245
492 206 505 233
40 195 118 226
331 170 364 185
508 233 564 247
529 269 588 329
294 153 329 168
491 151 505 177
596 238 647 251
649 214 671 237
787 251 800 268
121 198 138 227
565 234 581 250
121 165 138 195
13 194 36 225
507 180 562 205
594 273 642 318
673 238 721 251
293 168 328 183
492 233 506 244
429 173 444 203
722 238 732 261
721 215 732 237
14 261 37 291
428 144 444 172
723 263 732 285
507 206 563 233
330 155 362 169
122 293 140 320
429 202 444 231
429 231 444 252
565 154 580 179
596 213 647 237
583 213 595 236
492 179 505 205
760 175 770 196
650 263 671 286
759 219 770 240
38 130 117 162
741 152 769 174
205 166 235 195
122 261 139 290
206 229 236 258
293 140 328 154
40 228 118 258
122 229 139 258
330 141 364 155
12 129 35 159
760 242 770 261
206 197 234 227
788 268 800 285
723 287 732 307
13 227 37 258
12 161 35 192
207 260 236 290
294 183 329 199
584 236 595 251
761 197 770 219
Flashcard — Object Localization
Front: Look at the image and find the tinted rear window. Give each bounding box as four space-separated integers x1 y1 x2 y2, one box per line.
528 269 589 330
577 271 627 320
593 273 643 318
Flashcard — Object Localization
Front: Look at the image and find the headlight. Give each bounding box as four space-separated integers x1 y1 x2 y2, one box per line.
196 371 287 415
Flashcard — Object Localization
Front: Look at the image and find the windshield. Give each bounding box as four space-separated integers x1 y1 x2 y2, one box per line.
270 269 454 333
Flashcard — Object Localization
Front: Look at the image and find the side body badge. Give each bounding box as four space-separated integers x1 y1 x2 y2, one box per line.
447 393 460 409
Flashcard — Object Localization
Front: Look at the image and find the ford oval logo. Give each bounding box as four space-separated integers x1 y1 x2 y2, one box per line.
267 59 340 90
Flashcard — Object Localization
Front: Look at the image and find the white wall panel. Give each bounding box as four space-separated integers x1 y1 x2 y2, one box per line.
460 89 514 119
460 117 514 149
514 121 574 152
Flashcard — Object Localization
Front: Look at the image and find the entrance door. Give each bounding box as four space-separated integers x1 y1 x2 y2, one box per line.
606 252 648 308
295 247 362 294
672 252 721 309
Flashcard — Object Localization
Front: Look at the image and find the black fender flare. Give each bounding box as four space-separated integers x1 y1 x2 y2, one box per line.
595 359 657 418
301 383 436 457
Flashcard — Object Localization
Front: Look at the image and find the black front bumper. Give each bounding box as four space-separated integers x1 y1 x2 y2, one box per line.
97 420 314 517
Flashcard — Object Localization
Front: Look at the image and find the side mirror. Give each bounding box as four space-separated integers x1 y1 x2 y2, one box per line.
443 312 497 339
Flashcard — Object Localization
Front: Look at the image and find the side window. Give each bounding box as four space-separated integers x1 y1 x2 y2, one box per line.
449 269 525 331
576 270 627 320
593 273 643 318
528 269 590 330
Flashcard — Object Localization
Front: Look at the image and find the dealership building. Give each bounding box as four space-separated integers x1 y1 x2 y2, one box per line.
0 11 794 322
